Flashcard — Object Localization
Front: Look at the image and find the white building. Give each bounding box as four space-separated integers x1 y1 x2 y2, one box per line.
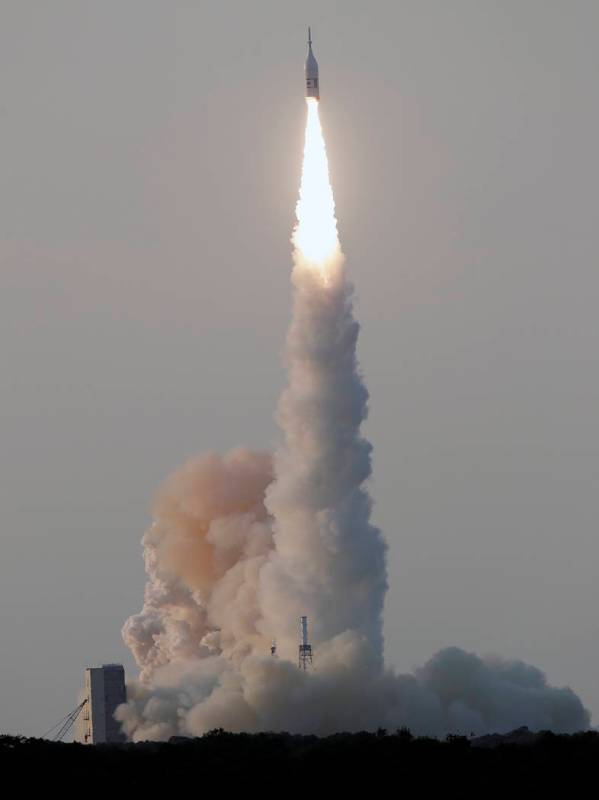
78 664 127 744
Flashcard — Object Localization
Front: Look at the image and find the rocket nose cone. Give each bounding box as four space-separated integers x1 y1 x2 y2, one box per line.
304 31 320 97
305 48 318 76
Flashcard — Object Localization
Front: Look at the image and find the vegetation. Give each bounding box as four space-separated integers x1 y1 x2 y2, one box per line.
1 728 596 795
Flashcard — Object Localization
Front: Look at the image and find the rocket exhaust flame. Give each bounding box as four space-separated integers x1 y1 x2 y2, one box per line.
293 98 340 271
117 36 590 740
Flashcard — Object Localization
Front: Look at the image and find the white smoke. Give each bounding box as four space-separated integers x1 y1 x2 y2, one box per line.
118 100 589 739
118 256 589 739
258 254 387 667
118 642 587 740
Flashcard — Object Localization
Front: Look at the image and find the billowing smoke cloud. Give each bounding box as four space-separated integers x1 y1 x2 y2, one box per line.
122 449 274 681
118 640 588 740
119 260 589 738
118 99 589 739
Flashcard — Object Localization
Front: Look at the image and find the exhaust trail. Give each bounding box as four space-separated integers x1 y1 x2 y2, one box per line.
258 95 387 666
117 40 590 740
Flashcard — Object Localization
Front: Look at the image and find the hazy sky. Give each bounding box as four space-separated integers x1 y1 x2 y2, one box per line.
1 0 598 736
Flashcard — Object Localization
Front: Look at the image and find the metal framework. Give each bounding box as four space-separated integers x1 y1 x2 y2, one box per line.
41 698 88 741
298 616 313 670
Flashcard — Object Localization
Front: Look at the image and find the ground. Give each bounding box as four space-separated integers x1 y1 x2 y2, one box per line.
1 728 596 796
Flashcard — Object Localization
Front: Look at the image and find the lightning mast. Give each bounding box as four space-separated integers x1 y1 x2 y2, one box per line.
298 616 313 670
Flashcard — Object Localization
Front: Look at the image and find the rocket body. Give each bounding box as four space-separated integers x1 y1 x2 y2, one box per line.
305 28 319 99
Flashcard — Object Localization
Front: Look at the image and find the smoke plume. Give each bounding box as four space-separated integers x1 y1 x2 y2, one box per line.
118 100 589 739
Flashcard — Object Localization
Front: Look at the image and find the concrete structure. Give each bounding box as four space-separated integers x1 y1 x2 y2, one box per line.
79 664 127 744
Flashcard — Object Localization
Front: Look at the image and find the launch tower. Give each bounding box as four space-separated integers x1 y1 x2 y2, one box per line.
298 616 313 670
77 664 127 744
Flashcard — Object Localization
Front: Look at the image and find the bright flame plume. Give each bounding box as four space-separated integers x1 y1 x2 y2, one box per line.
293 99 341 274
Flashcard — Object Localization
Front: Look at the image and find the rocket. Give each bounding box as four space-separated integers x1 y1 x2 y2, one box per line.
305 27 319 100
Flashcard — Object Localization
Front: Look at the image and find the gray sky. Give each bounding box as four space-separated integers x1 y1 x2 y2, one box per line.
1 0 598 736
